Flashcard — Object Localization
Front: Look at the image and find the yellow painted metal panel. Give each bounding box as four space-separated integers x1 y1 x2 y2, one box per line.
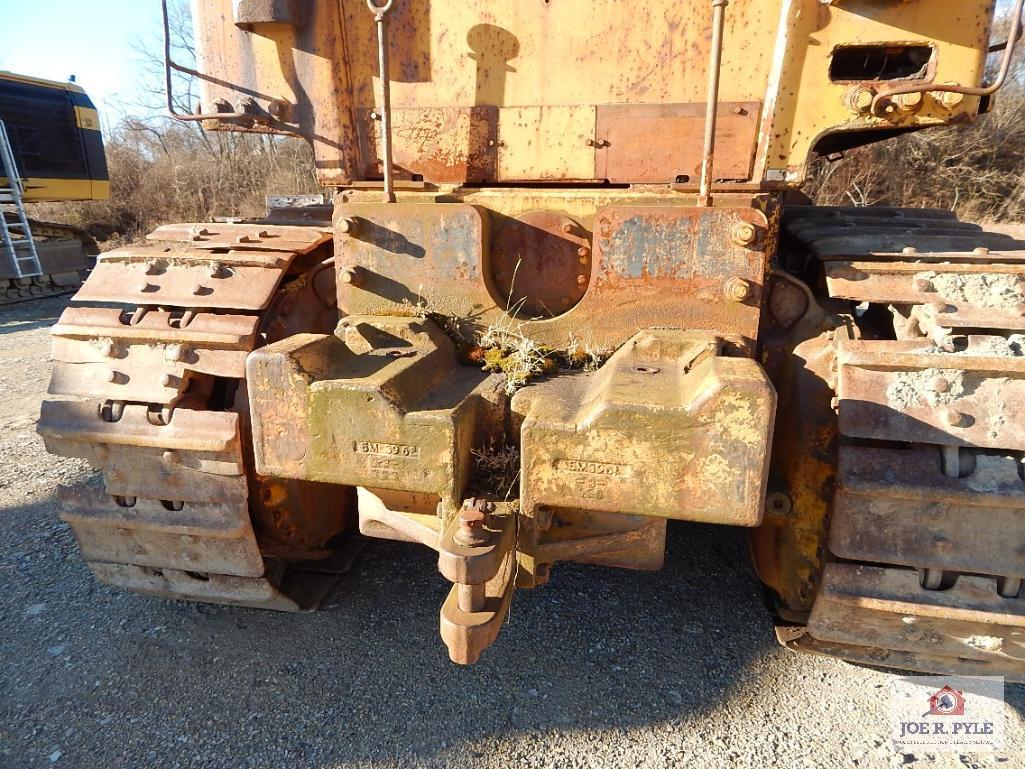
497 106 596 181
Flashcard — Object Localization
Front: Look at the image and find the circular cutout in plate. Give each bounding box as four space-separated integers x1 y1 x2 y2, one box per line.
490 210 591 318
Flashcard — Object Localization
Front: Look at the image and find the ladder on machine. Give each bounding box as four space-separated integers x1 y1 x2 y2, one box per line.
0 119 42 279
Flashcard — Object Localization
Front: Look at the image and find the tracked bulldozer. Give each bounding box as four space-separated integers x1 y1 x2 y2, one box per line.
0 71 108 303
38 0 1025 674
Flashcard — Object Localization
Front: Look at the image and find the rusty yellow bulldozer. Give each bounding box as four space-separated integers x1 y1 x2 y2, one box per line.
38 0 1025 674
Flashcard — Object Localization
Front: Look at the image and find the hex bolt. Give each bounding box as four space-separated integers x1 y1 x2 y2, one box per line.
893 92 923 112
848 87 875 114
585 138 596 147
913 278 936 293
144 260 161 275
208 263 226 279
98 340 114 358
723 276 754 303
933 376 951 394
561 222 574 234
577 246 590 258
731 222 757 247
943 409 969 428
902 246 918 255
456 583 486 613
159 373 176 388
338 217 359 235
105 370 119 384
937 89 965 111
974 247 991 256
576 274 587 286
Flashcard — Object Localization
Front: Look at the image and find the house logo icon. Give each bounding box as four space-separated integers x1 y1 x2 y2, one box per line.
926 684 966 717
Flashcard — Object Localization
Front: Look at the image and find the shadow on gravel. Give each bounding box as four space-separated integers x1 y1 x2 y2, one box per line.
0 294 69 335
0 504 777 767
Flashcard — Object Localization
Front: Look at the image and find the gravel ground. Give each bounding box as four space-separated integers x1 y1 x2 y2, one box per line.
1 296 1023 769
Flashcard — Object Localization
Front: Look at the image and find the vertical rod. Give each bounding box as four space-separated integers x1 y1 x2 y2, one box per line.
698 0 728 207
370 2 397 203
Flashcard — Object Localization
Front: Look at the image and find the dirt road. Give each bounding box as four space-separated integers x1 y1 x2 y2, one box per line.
1 296 1022 769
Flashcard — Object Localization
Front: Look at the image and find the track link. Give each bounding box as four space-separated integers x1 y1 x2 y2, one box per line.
38 222 351 609
783 206 1025 679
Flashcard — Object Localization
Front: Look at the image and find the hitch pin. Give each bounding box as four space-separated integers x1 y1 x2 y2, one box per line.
367 0 396 203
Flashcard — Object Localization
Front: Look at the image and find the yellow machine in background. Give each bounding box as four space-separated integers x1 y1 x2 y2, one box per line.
37 0 1025 676
0 70 108 302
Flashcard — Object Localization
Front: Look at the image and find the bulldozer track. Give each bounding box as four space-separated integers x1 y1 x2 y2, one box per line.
783 206 1025 680
37 222 351 610
1 216 100 306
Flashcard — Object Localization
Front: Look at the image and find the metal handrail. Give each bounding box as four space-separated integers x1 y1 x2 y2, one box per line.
160 0 273 124
0 121 24 198
872 0 1025 114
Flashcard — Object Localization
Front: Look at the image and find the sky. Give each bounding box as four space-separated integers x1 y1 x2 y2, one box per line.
0 0 165 128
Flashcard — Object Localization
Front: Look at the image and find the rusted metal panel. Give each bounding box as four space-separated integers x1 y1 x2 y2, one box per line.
832 446 1025 577
59 486 265 578
514 330 776 525
497 106 597 181
357 106 498 183
837 336 1025 449
337 200 770 350
490 209 591 317
595 102 760 184
808 563 1025 666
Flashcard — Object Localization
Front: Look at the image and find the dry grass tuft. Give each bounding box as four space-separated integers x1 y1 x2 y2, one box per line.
471 439 521 500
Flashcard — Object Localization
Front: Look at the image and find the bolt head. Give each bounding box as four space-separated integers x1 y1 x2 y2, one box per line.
913 278 936 293
576 274 587 286
937 89 965 110
943 409 968 428
159 373 175 388
724 276 754 303
850 87 875 113
933 377 951 394
105 370 118 383
731 222 757 247
577 246 590 258
338 217 359 235
894 92 923 111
